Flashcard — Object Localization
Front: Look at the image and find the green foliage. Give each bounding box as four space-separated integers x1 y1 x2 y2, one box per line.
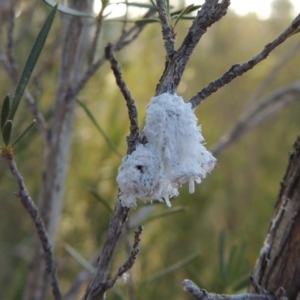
2 120 13 146
1 95 10 132
77 99 122 157
9 5 57 121
43 0 96 18
11 120 36 147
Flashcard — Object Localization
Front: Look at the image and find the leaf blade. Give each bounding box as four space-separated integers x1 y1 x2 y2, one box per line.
77 99 122 158
1 95 10 131
11 119 36 147
9 5 58 121
2 120 13 146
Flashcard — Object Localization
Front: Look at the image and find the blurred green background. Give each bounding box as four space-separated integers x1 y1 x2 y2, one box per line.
0 0 300 299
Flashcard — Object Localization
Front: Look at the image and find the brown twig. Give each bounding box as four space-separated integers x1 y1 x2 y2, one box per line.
2 152 62 300
83 203 130 300
244 39 300 110
156 0 230 95
5 0 18 82
105 43 139 153
250 274 269 295
189 13 300 108
211 82 300 156
67 8 156 103
156 0 176 58
106 226 143 289
182 279 276 300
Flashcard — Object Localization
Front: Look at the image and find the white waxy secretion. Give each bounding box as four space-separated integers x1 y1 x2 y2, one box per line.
117 93 216 208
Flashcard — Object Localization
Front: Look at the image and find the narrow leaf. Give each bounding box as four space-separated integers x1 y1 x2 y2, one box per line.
88 188 113 213
170 5 201 16
173 4 195 27
1 95 10 132
172 16 195 20
117 2 156 8
135 18 160 25
9 5 58 121
218 230 227 286
166 0 170 17
142 252 200 283
231 276 249 292
77 99 122 157
234 241 246 277
2 120 13 146
227 244 237 282
11 119 36 147
140 206 187 225
63 243 95 273
149 0 157 9
43 0 96 18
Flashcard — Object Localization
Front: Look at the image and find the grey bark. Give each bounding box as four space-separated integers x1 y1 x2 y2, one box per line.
23 1 91 299
248 134 300 299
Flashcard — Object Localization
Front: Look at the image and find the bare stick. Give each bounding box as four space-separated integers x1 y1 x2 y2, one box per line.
88 7 105 65
244 39 300 109
250 274 269 295
156 0 230 95
106 226 143 289
2 152 62 300
5 1 18 82
67 9 156 103
105 43 139 153
156 0 176 57
182 279 276 300
211 82 300 155
189 13 300 108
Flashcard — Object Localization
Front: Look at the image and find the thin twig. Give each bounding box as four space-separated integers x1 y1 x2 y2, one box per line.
189 13 300 108
211 82 300 155
88 7 105 65
250 274 269 295
5 1 18 82
67 8 156 102
2 152 62 300
156 0 230 95
244 39 300 109
156 0 176 58
106 226 143 289
105 43 139 153
83 203 130 300
182 279 276 300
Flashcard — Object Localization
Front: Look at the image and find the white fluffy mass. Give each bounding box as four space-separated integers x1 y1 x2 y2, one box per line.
117 93 216 208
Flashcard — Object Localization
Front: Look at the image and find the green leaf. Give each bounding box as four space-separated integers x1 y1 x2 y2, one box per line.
43 0 96 18
218 230 227 287
170 5 201 16
1 94 10 132
11 119 36 147
149 0 157 9
88 188 113 213
166 0 170 17
9 5 57 121
227 244 237 282
173 4 196 27
142 252 200 283
140 206 187 226
63 243 95 273
135 18 160 25
77 99 122 157
231 276 249 292
2 120 13 146
117 2 156 8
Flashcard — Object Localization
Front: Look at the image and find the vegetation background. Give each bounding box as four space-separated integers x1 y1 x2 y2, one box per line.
0 0 299 299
